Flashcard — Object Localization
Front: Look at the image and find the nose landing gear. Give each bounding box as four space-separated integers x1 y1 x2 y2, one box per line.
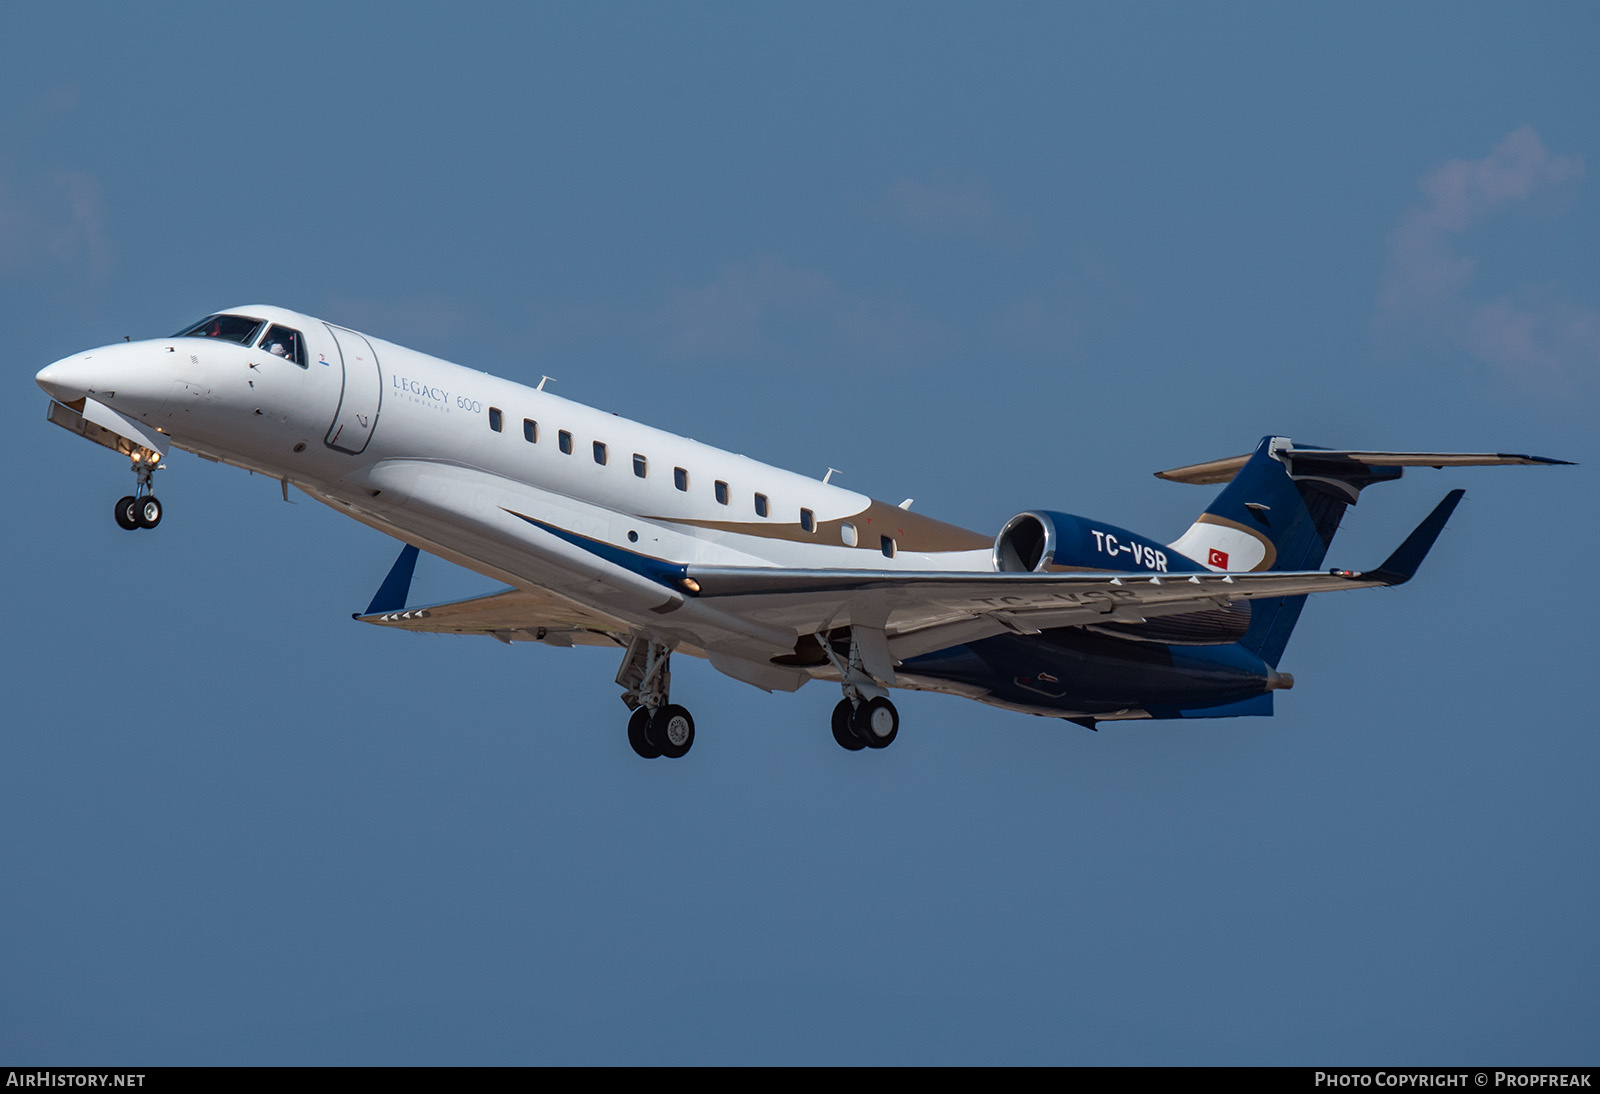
114 453 163 530
114 494 162 529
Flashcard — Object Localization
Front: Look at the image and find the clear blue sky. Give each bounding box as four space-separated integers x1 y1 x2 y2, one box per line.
4 1 1595 1064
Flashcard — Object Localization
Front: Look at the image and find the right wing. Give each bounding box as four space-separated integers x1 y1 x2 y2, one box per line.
352 544 627 647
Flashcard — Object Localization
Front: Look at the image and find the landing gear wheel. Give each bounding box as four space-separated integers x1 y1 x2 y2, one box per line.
852 696 899 749
114 495 140 530
651 704 695 759
135 495 163 529
831 699 865 751
627 707 661 759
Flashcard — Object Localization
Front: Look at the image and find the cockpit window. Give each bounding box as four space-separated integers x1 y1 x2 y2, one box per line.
257 324 307 367
175 314 266 346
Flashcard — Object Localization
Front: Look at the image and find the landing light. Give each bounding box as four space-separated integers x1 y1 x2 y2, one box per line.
681 578 701 594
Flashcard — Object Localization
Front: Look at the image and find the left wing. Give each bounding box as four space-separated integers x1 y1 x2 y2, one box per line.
680 490 1464 649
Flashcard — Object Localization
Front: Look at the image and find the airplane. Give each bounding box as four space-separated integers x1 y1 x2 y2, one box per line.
34 304 1572 759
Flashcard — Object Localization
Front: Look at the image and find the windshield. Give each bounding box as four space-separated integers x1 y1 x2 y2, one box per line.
175 314 266 345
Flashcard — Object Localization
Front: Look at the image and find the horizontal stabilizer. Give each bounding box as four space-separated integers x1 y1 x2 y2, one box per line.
1156 447 1572 485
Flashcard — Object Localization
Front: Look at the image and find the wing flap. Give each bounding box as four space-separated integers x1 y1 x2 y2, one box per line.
684 565 1393 638
355 583 628 645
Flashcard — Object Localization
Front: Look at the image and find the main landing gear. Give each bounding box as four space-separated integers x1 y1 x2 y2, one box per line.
114 453 163 531
820 626 901 752
830 696 899 751
617 635 695 760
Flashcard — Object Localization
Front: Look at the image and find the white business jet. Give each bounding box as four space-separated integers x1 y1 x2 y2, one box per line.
36 305 1569 759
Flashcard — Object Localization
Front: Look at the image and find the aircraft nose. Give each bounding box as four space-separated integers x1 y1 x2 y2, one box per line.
36 352 107 403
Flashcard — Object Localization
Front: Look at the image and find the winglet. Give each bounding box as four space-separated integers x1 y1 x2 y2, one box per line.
1359 489 1465 586
359 543 421 618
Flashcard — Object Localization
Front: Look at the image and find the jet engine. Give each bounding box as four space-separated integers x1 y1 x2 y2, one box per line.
992 509 1251 644
993 510 1187 575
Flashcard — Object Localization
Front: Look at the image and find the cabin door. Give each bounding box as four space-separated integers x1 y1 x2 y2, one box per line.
323 324 383 455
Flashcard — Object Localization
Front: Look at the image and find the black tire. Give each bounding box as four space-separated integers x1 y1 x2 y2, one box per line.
652 704 695 759
114 496 140 530
852 696 899 749
831 699 865 751
135 495 162 529
627 707 661 759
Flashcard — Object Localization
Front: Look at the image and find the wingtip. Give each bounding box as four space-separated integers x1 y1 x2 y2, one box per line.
362 543 422 616
1362 488 1465 586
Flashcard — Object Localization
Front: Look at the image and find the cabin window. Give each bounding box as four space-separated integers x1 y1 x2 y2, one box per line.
523 419 538 443
489 407 503 432
257 325 307 367
559 430 573 455
840 521 857 547
714 480 729 505
881 536 896 558
176 313 265 346
754 493 769 517
674 467 689 492
800 508 815 533
633 454 648 478
593 441 608 465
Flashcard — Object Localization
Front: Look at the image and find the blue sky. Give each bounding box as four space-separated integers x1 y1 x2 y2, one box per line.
4 2 1595 1064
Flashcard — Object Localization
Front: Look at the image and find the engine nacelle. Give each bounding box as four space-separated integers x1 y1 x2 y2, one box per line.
993 510 1202 575
992 510 1251 644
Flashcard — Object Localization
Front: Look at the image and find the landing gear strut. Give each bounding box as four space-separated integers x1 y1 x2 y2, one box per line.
617 635 695 759
114 452 163 531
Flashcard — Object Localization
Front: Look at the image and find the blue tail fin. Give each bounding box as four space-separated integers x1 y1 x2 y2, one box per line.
1167 437 1399 666
1159 437 1569 666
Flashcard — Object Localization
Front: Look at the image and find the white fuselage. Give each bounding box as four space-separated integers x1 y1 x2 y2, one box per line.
37 304 994 660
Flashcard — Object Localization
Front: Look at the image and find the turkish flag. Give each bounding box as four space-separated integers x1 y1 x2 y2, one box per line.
1208 548 1230 569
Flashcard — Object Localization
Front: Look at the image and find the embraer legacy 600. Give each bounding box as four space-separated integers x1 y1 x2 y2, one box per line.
36 306 1570 758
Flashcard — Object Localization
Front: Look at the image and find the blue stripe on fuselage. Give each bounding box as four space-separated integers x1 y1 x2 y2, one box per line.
503 509 691 589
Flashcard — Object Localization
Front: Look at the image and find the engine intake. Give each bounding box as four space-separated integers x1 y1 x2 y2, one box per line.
993 511 1055 572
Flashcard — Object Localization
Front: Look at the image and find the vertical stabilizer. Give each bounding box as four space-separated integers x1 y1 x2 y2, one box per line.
1167 436 1390 666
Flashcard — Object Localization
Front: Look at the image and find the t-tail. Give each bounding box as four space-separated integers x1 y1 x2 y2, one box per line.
1158 437 1572 667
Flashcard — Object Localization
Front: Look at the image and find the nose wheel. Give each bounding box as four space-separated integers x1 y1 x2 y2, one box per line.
115 494 162 530
114 454 165 531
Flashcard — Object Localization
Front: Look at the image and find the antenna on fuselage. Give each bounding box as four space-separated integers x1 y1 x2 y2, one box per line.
823 467 842 485
537 375 556 392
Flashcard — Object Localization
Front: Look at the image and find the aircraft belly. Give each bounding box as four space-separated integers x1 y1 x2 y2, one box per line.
900 629 1275 717
318 460 797 654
